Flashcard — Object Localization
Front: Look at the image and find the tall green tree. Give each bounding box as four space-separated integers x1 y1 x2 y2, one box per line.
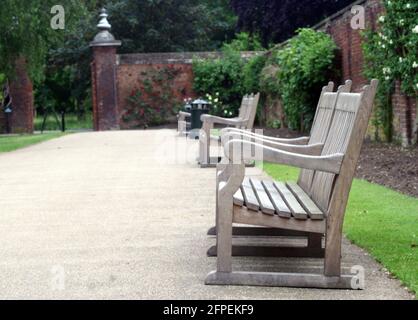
0 0 94 81
230 0 355 45
106 0 237 53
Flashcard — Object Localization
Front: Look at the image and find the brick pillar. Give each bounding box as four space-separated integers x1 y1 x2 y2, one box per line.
90 8 121 131
8 58 34 134
392 81 417 147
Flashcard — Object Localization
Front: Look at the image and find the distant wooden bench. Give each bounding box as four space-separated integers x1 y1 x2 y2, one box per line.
205 80 378 289
198 93 260 168
177 111 191 136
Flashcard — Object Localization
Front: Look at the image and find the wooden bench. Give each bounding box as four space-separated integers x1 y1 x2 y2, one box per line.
205 80 378 289
207 81 352 239
198 93 260 168
177 111 191 136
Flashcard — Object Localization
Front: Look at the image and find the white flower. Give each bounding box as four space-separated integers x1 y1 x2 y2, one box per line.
379 16 385 23
406 3 411 9
413 25 418 34
399 19 405 26
399 57 403 63
413 62 418 68
383 67 391 75
389 40 393 45
214 98 219 103
385 76 391 81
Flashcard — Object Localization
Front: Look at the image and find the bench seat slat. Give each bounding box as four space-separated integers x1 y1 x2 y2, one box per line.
250 179 275 216
274 182 308 220
242 178 260 211
262 181 292 218
233 187 245 206
286 182 325 220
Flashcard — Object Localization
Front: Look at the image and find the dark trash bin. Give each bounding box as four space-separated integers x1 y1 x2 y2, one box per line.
189 99 211 139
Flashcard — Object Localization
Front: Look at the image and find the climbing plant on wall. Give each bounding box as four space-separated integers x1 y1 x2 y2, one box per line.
363 0 418 141
122 67 183 129
274 28 338 131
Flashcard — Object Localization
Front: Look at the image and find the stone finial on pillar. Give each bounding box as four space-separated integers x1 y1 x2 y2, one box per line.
90 8 121 131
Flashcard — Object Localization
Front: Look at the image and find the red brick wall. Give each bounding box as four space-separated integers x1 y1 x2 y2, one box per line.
116 57 196 129
392 81 417 146
91 47 120 131
8 58 34 134
0 103 5 133
317 0 417 145
322 0 384 91
116 53 226 129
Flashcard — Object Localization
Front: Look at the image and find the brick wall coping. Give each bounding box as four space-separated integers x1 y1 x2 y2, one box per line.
117 51 264 65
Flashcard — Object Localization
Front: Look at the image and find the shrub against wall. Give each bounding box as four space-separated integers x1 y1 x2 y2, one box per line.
122 67 183 128
192 48 247 117
193 32 265 117
274 28 338 131
192 29 337 130
363 0 418 142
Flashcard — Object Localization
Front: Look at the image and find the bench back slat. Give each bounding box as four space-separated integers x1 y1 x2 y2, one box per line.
298 81 352 192
309 92 363 212
242 93 260 130
238 95 250 120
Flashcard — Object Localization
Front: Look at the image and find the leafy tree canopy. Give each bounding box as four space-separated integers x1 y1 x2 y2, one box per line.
0 0 95 81
230 0 355 45
106 0 237 53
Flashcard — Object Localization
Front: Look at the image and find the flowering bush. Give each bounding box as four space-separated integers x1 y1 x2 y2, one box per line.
193 33 264 117
274 28 338 130
363 0 418 141
205 92 228 115
193 48 246 117
122 67 182 128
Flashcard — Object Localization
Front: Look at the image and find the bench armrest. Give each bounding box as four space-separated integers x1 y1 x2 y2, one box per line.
224 139 344 174
201 114 247 127
221 128 310 145
178 111 191 121
221 131 323 156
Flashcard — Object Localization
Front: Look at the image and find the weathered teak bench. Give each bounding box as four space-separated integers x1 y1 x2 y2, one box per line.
177 110 191 136
198 93 260 168
205 80 378 289
207 81 352 240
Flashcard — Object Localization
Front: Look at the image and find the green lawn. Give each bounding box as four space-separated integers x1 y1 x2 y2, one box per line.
263 163 418 296
34 114 93 131
0 133 66 153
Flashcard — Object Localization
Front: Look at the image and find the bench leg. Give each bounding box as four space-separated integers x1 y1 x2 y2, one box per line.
324 224 343 277
199 124 211 167
216 198 234 273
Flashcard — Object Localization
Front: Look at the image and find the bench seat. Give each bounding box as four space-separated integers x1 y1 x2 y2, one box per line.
233 178 325 221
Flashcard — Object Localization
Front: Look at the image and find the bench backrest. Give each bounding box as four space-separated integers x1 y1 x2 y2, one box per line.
309 81 378 214
298 81 352 192
237 95 250 120
240 93 260 130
